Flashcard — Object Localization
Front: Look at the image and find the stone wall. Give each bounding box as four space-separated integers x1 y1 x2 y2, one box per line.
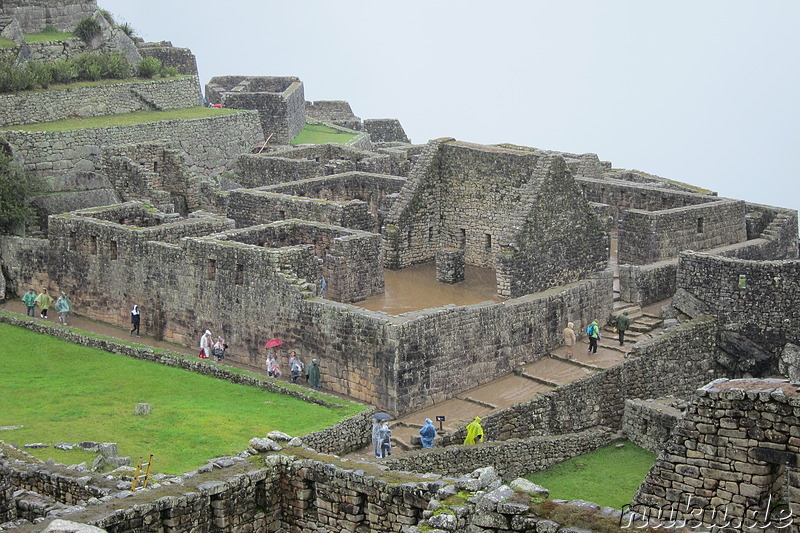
383 428 615 481
439 316 720 443
363 118 409 143
631 379 800 530
618 199 748 265
0 0 97 32
234 144 408 189
384 140 608 298
1 111 263 174
227 172 407 232
205 76 305 144
674 251 800 358
305 99 361 130
577 176 718 223
139 42 199 77
0 77 202 127
621 398 683 454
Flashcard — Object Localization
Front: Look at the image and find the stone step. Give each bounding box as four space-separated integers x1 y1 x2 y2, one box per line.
550 353 604 372
519 372 558 388
459 396 498 410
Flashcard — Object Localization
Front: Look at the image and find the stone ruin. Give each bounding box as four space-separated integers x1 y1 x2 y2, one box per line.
1 0 800 530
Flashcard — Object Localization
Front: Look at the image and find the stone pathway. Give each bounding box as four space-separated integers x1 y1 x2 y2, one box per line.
345 298 669 461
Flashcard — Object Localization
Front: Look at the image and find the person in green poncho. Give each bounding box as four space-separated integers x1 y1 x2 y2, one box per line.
464 416 484 445
306 359 321 390
22 288 37 317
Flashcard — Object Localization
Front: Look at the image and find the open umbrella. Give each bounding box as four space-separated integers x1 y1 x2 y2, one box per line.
372 412 392 421
264 339 283 349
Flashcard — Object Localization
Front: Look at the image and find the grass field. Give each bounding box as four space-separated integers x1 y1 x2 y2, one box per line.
1 106 241 133
24 30 74 43
291 123 357 145
525 441 656 509
0 323 365 474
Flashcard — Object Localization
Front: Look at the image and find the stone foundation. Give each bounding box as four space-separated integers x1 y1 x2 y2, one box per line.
435 248 464 283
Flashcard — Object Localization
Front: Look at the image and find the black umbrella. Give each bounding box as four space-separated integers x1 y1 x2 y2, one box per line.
372 412 392 421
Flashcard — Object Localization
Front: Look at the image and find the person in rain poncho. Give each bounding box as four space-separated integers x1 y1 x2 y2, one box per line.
377 422 392 458
464 416 484 445
35 288 53 319
55 291 72 326
199 330 213 359
306 359 321 390
419 418 437 448
371 421 382 458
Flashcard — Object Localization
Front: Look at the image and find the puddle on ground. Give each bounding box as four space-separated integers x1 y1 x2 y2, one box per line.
355 261 501 314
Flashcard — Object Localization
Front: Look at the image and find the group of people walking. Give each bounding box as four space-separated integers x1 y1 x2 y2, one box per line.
198 330 227 362
561 311 632 357
265 350 321 390
22 288 71 325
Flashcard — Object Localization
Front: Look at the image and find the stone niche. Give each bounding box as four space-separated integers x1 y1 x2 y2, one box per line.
205 75 305 144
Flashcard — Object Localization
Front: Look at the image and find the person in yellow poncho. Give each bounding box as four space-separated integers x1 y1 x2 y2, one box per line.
464 416 484 445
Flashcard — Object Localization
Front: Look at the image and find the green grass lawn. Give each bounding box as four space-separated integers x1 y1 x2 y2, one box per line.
0 36 15 48
525 441 656 509
291 123 357 145
0 323 365 474
1 106 241 132
24 30 74 43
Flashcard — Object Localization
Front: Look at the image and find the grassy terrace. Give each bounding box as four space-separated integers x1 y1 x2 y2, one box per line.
525 441 656 509
0 323 365 474
1 106 241 132
291 123 357 145
0 30 74 48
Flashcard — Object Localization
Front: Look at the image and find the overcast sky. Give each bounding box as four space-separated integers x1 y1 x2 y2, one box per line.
100 0 800 214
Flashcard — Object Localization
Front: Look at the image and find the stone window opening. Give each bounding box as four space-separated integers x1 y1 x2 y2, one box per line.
697 217 704 234
407 228 413 247
460 228 466 249
68 232 77 251
207 259 217 281
90 236 97 255
428 226 434 243
235 263 244 285
153 161 158 173
484 233 492 251
110 240 118 260
279 210 286 220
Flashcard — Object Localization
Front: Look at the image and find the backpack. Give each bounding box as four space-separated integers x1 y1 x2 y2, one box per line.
586 324 593 335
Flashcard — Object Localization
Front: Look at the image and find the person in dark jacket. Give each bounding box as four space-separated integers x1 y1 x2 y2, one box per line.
616 311 631 346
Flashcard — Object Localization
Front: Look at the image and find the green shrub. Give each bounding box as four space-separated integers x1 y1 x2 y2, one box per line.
136 56 162 79
50 59 76 84
100 54 130 79
98 9 115 25
73 53 103 81
73 18 102 43
117 22 135 38
160 65 178 77
43 24 59 34
0 154 44 234
24 61 52 89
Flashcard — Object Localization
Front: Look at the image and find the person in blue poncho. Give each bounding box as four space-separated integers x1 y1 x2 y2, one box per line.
419 418 436 448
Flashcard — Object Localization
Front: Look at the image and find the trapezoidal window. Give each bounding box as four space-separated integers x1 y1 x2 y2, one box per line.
460 228 466 249
697 217 704 234
110 240 118 260
484 233 492 251
207 259 217 281
90 236 98 255
235 264 244 285
68 232 77 251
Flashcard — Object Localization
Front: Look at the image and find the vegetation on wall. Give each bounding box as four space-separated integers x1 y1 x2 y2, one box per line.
73 17 102 44
0 154 44 234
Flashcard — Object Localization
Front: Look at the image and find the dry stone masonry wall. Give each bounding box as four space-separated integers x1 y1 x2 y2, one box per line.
0 0 96 32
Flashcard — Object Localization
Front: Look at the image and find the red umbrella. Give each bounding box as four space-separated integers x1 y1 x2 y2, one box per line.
264 339 283 349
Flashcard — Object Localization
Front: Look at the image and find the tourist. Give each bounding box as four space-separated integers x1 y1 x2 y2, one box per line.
371 421 382 458
289 351 304 384
199 330 213 359
306 358 321 390
419 418 436 448
22 288 37 317
130 305 141 337
35 288 53 319
616 311 631 346
55 291 72 326
464 416 484 445
213 336 227 362
378 422 392 458
586 319 600 354
266 352 280 377
563 321 576 359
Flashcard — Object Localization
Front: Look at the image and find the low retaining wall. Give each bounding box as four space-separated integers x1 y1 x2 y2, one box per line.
0 77 202 127
383 427 616 481
2 111 263 174
621 398 684 453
